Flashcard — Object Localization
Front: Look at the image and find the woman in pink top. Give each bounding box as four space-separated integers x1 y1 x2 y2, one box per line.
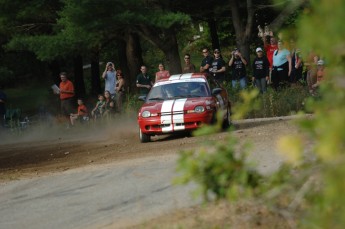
155 63 170 81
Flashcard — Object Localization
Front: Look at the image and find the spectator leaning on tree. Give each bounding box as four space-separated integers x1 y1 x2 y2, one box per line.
200 48 214 74
228 48 248 89
252 47 270 93
182 54 196 73
209 49 226 84
102 62 117 98
136 65 153 96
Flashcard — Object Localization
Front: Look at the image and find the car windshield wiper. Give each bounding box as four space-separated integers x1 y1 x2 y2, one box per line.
148 97 165 100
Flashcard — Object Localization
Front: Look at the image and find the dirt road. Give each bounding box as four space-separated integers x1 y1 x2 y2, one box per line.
0 116 297 228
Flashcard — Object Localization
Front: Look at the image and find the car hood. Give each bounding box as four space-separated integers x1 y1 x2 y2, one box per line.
140 97 212 113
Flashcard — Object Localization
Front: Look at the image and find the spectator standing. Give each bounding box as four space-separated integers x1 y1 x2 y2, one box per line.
59 72 75 119
209 49 226 84
263 36 278 83
289 40 303 84
136 65 153 95
252 47 270 93
115 70 126 113
155 63 170 81
0 88 6 127
200 48 214 73
182 54 196 73
228 48 248 89
102 62 117 97
271 40 292 90
70 98 88 126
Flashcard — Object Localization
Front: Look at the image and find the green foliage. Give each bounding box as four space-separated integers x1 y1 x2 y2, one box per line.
292 0 345 227
226 85 310 119
175 131 262 201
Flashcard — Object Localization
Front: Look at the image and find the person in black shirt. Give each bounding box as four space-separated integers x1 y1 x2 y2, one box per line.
228 48 248 89
252 47 270 93
200 48 214 74
209 49 226 84
136 65 153 95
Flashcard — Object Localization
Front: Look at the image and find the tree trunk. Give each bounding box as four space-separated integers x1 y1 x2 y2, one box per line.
73 55 86 98
207 18 220 50
117 39 131 93
125 31 143 92
90 50 101 96
230 0 254 64
138 26 182 74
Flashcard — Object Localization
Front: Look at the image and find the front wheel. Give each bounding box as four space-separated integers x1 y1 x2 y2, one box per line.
222 106 232 130
139 128 151 143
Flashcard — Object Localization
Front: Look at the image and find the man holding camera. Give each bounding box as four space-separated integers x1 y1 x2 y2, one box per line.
102 62 117 98
228 48 248 89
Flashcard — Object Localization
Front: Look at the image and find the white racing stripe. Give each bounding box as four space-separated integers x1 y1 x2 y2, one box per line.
180 73 193 79
161 100 174 132
173 99 187 131
168 75 181 81
160 99 187 133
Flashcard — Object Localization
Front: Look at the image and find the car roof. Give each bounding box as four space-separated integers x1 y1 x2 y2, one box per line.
154 73 208 86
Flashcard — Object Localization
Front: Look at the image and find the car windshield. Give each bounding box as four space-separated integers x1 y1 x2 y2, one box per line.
147 81 210 100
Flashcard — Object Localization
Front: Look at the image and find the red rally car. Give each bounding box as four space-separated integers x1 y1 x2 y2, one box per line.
137 73 231 143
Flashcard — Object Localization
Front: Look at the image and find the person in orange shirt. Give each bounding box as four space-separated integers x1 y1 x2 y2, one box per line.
59 72 75 118
70 98 88 126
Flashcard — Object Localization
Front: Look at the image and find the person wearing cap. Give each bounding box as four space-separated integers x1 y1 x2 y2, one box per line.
229 48 248 89
102 62 117 97
252 47 270 93
209 49 226 84
200 48 214 73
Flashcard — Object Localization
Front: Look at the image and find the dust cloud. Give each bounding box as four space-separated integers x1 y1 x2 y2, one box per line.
0 112 138 146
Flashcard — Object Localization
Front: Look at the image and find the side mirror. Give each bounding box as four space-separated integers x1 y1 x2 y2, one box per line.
138 95 146 101
212 88 222 95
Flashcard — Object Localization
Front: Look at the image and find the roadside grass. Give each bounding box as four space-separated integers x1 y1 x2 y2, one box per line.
225 84 310 119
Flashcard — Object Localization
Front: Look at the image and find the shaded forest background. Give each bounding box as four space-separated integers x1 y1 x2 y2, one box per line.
0 0 306 97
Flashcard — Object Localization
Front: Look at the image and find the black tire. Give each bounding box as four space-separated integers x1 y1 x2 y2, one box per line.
139 128 151 143
222 106 231 130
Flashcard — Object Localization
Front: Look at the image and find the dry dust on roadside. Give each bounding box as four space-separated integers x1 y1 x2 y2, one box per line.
0 115 298 183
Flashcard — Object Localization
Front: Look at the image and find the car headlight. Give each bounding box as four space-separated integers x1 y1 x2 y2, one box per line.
194 106 205 113
141 110 151 118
